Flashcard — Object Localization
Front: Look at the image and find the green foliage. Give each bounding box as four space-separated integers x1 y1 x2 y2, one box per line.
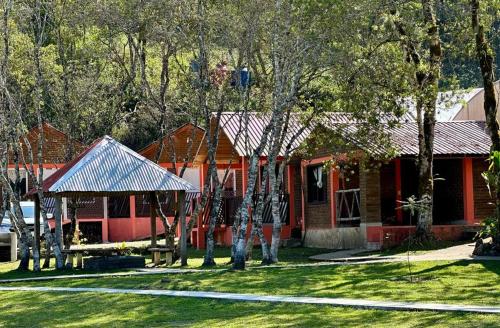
476 217 499 240
479 151 500 242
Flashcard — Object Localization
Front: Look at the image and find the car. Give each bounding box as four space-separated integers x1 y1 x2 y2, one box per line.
1 201 53 235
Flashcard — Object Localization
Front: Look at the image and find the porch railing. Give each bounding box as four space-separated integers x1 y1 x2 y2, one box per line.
135 192 200 218
335 188 361 227
203 192 243 226
260 193 289 225
202 192 290 226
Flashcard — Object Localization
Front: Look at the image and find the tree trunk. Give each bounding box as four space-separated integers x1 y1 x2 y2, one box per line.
470 0 500 245
414 0 442 240
233 122 273 270
246 166 271 264
203 179 221 266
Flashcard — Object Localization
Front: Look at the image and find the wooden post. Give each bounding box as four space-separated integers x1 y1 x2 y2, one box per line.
330 167 339 228
130 195 137 240
54 196 63 250
241 156 248 196
300 161 306 233
287 165 296 228
149 191 157 247
179 190 187 266
102 197 109 242
9 232 17 262
463 158 475 224
34 195 41 260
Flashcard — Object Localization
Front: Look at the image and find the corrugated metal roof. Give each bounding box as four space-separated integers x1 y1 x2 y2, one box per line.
392 121 491 155
218 112 414 157
42 136 194 195
218 112 490 158
325 120 491 156
218 112 311 157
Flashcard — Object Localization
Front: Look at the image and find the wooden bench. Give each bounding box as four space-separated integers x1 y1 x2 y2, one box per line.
148 247 173 266
62 246 131 269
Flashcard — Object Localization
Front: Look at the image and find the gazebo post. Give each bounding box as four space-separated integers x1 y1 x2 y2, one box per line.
34 195 41 260
179 190 187 266
54 195 63 250
149 191 157 247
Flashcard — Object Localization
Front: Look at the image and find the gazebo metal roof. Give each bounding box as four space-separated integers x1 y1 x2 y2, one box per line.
37 135 194 196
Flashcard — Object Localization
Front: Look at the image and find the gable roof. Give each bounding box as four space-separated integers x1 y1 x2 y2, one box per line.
218 112 311 157
34 136 194 196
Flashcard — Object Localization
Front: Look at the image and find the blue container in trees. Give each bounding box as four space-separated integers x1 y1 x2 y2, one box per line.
190 59 200 73
230 67 251 88
240 67 250 87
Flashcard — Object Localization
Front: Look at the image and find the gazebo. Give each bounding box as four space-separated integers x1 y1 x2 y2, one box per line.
30 135 194 265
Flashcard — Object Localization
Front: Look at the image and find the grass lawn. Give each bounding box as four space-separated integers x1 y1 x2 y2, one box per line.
1 246 499 327
1 247 499 306
0 246 330 280
0 291 498 328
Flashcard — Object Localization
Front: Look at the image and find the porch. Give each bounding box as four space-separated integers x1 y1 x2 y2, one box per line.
301 156 489 250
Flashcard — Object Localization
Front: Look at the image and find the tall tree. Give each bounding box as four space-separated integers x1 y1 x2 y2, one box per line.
388 0 442 240
470 0 500 247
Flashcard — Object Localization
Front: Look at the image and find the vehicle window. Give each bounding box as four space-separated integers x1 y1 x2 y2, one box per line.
21 206 35 218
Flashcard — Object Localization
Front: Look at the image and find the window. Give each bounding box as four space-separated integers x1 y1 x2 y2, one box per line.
307 165 327 203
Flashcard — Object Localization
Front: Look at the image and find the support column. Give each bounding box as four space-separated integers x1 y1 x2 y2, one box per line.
130 195 136 240
179 190 187 266
330 167 339 228
149 192 157 247
463 158 475 224
54 196 63 250
102 197 109 243
241 156 248 196
197 164 208 250
300 161 306 233
287 165 296 227
34 195 41 260
394 159 403 223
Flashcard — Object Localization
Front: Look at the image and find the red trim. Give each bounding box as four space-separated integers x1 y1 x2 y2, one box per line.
241 156 248 196
129 196 137 239
463 158 475 223
287 165 296 227
330 168 339 228
300 161 306 232
306 156 333 166
394 159 403 223
159 162 193 169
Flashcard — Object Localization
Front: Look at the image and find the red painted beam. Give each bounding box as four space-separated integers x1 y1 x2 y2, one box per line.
330 168 339 228
463 158 475 224
287 165 296 228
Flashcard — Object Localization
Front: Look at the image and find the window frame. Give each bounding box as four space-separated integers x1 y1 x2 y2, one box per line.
307 164 327 204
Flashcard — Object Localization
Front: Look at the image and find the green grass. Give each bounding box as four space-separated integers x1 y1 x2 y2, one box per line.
0 291 497 328
1 247 499 327
2 247 499 306
0 246 329 280
4 260 498 305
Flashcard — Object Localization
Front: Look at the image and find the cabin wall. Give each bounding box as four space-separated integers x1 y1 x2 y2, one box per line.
473 158 494 220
